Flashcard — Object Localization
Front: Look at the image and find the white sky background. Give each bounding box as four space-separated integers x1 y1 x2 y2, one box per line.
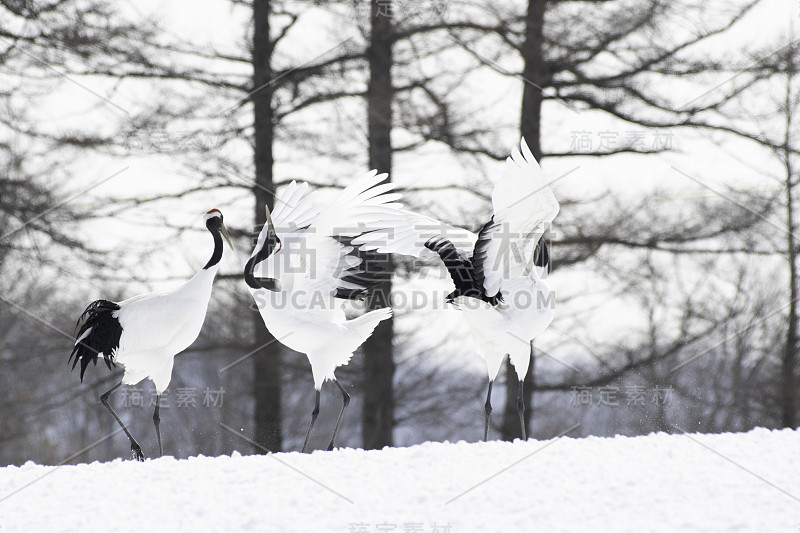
5 0 800 374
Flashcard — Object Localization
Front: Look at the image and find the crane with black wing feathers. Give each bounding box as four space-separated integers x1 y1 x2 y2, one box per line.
354 138 559 441
244 172 406 452
70 209 233 461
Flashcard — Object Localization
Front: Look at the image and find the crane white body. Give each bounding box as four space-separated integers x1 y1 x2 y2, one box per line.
252 290 391 390
456 276 554 382
113 266 218 393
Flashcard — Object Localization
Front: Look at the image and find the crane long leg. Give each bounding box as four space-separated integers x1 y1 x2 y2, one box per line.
301 389 321 453
100 382 144 461
484 380 494 442
517 379 527 441
153 394 163 457
327 379 350 451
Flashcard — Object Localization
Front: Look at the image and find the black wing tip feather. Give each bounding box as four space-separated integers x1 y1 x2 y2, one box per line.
334 286 368 301
470 218 506 306
333 240 392 302
534 238 550 272
425 236 503 305
69 299 121 381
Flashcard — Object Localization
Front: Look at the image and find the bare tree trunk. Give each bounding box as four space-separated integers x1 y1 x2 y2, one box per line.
519 0 546 159
502 0 545 442
782 43 797 429
251 0 283 452
362 0 395 449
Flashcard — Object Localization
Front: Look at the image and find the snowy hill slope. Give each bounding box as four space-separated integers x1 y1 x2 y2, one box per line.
1 428 799 532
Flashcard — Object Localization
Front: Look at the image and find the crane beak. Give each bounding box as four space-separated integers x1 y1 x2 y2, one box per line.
265 205 277 240
220 222 234 251
266 204 275 229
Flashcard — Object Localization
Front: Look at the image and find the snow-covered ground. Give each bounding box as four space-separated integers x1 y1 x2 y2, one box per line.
1 427 799 532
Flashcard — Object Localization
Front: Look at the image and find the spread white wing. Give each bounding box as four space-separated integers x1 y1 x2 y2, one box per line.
251 171 406 304
352 210 478 260
354 138 559 298
476 138 559 297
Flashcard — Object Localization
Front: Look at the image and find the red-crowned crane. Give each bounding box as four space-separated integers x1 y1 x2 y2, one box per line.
244 172 404 452
69 209 233 460
354 138 559 441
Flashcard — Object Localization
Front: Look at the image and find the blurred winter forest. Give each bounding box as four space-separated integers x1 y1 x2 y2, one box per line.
1 0 799 466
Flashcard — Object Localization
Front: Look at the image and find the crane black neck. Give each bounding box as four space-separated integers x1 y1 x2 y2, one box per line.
203 220 224 270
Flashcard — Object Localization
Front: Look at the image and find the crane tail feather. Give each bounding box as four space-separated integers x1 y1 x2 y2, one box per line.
69 299 121 381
